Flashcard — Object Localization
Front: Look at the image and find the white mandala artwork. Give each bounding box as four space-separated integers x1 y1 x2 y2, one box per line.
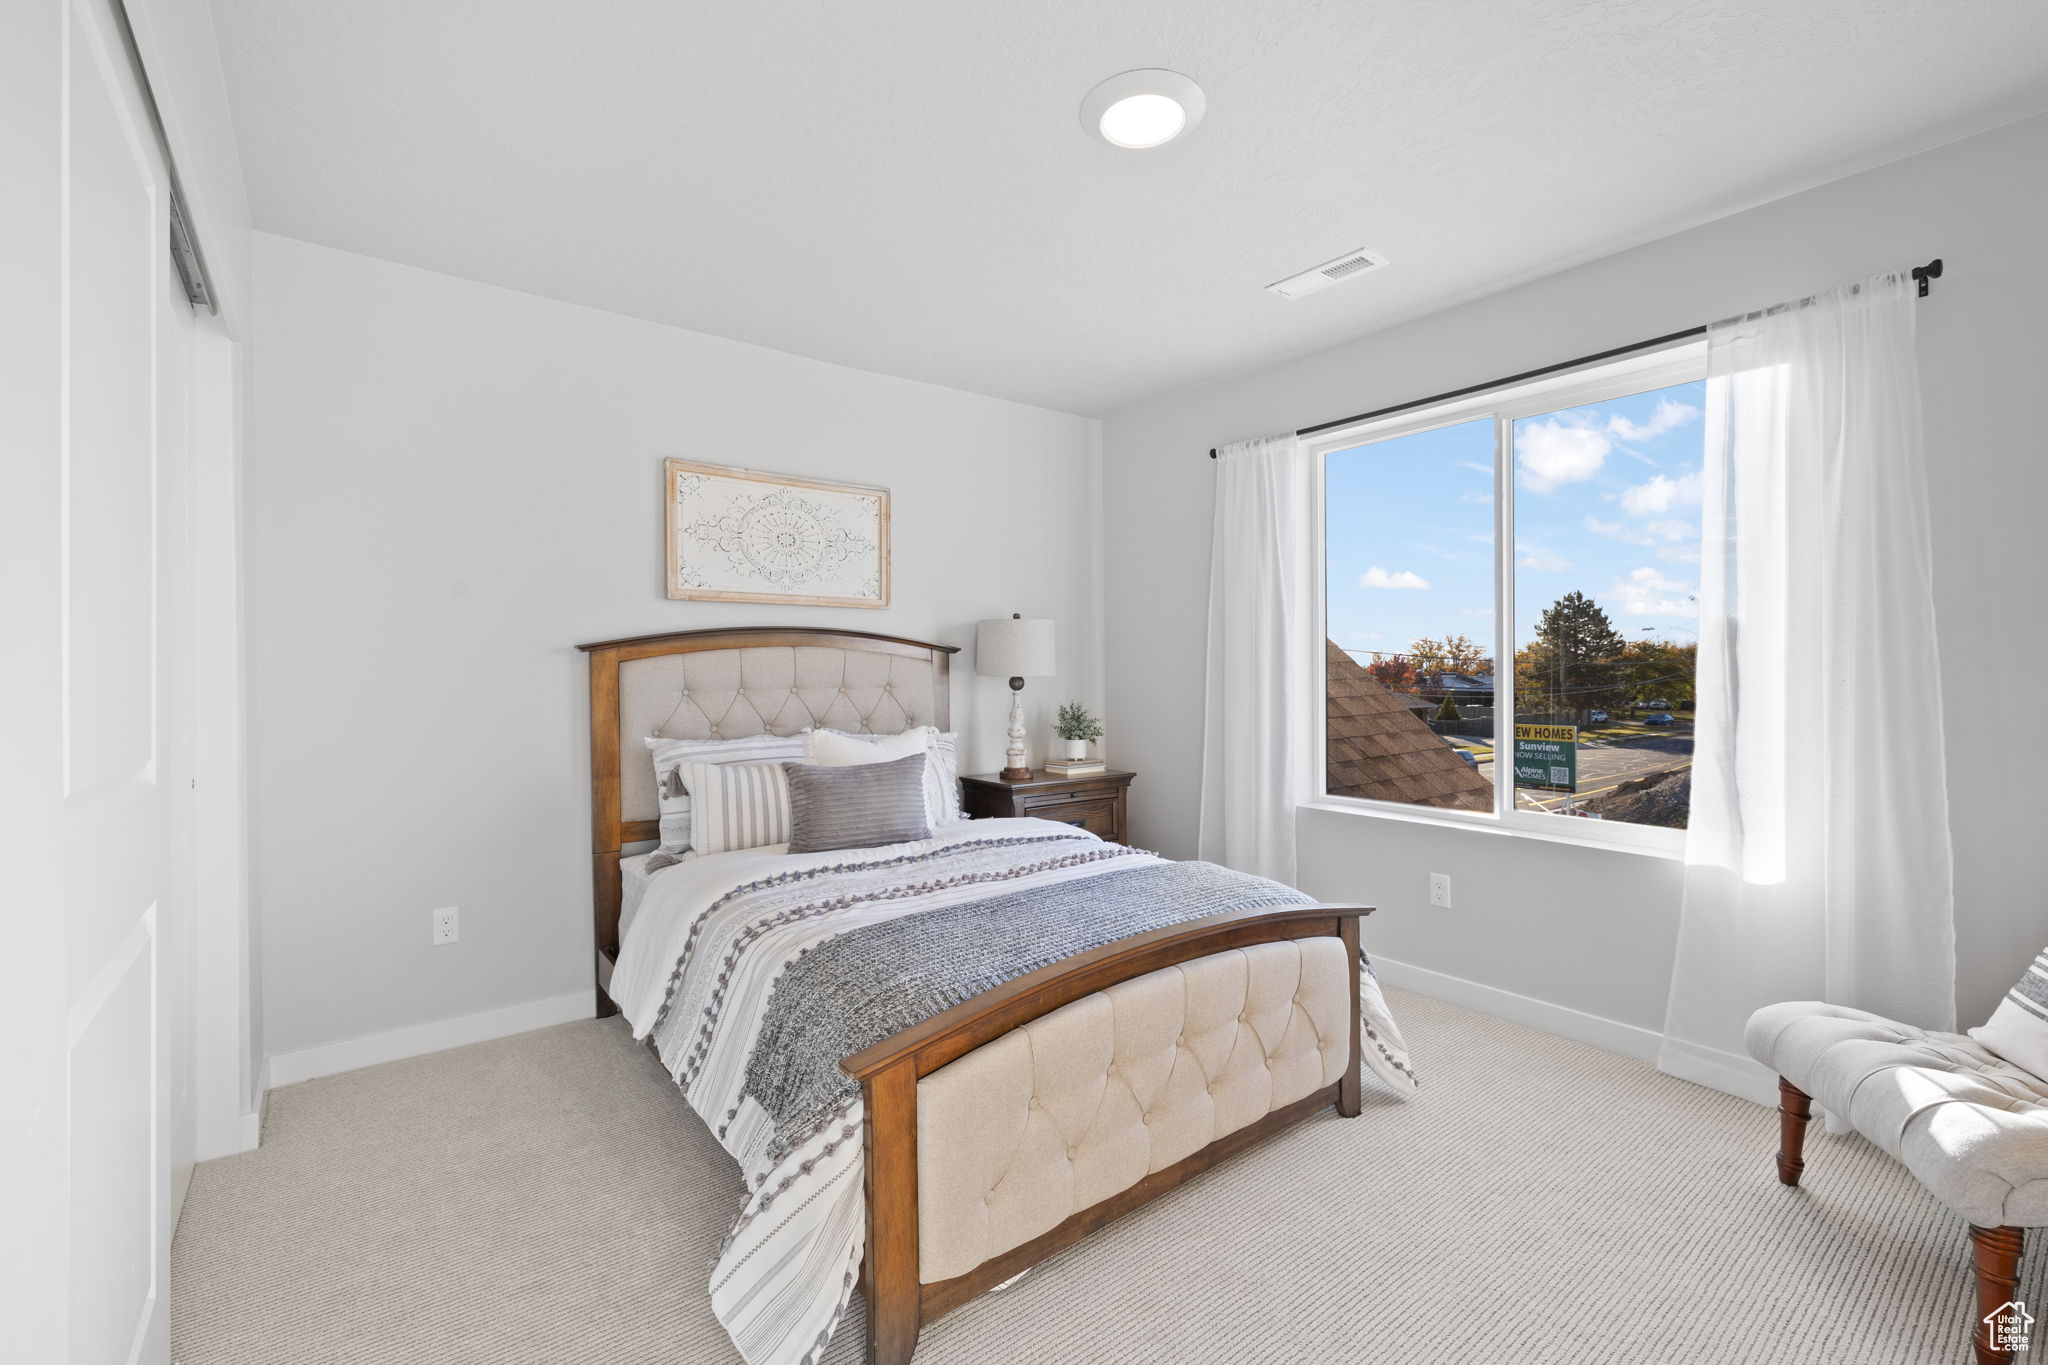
665 459 890 608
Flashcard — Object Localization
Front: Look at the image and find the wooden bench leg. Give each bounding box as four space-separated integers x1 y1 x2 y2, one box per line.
1775 1077 1812 1187
1970 1224 2025 1365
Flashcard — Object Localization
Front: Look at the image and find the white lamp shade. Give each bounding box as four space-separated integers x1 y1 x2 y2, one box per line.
975 617 1055 679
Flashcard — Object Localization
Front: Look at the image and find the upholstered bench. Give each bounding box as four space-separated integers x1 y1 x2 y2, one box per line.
1748 998 2048 1365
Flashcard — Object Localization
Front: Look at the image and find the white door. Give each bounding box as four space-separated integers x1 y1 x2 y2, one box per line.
58 0 197 1360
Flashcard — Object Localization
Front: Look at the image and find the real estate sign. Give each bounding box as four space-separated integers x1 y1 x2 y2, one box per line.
1513 724 1578 792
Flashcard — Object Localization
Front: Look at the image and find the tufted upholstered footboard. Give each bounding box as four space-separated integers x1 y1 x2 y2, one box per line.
917 937 1353 1282
841 903 1372 1365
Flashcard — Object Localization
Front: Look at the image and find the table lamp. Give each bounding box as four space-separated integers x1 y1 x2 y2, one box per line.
974 614 1055 781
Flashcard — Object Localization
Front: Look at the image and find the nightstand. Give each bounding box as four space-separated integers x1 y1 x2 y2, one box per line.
959 769 1135 845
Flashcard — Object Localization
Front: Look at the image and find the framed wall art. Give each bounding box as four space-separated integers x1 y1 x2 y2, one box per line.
664 459 890 608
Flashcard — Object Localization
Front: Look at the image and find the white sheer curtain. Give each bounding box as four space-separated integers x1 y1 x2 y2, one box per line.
1199 432 1311 884
1659 271 1955 1103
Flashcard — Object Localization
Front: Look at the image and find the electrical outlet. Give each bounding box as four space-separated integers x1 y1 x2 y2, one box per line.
1428 873 1452 909
431 906 459 945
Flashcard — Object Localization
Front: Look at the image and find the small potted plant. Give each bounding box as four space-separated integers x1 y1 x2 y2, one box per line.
1054 701 1103 760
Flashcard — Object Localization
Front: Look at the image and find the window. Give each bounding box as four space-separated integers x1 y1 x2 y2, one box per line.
1316 346 1705 847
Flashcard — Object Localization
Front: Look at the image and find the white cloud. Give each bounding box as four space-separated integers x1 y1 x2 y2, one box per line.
1607 397 1702 443
1645 517 1698 542
1627 566 1690 593
1517 543 1571 572
1657 544 1702 564
1514 396 1703 497
1621 471 1703 516
1608 565 1698 616
1458 490 1493 505
1585 514 1654 546
1459 607 1495 618
1347 631 1383 645
1515 419 1610 494
1359 565 1431 590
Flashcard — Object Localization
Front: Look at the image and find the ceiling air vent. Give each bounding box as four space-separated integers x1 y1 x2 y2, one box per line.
1266 247 1389 299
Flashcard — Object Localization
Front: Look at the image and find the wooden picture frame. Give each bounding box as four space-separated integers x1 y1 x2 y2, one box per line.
665 458 891 608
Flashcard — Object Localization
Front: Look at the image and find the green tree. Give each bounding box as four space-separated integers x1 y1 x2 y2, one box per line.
1613 638 1698 710
1431 693 1462 724
1517 592 1628 721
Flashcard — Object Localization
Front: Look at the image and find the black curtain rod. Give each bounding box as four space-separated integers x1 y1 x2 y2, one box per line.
1208 257 1943 457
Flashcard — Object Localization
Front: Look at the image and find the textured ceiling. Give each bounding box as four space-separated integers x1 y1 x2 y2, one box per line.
211 0 2048 415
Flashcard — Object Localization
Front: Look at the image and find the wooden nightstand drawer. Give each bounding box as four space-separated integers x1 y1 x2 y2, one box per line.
959 768 1134 846
1031 798 1118 840
1019 787 1103 808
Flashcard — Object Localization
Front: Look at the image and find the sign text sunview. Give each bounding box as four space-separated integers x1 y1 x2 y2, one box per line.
1512 724 1578 793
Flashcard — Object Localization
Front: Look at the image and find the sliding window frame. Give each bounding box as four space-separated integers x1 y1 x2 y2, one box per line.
1307 340 1705 855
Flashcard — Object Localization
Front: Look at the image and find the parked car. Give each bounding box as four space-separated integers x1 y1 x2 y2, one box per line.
1588 709 1608 722
1645 712 1675 726
1457 749 1479 768
1640 699 1671 711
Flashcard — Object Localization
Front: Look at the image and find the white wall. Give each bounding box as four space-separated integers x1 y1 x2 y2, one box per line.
1104 113 2048 1038
248 233 1104 1063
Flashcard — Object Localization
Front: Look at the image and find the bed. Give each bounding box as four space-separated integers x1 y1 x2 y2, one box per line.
578 627 1414 1365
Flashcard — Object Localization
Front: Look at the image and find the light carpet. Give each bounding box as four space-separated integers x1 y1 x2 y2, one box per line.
173 988 2037 1363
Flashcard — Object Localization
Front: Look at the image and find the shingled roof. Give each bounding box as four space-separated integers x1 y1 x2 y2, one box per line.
1326 640 1493 812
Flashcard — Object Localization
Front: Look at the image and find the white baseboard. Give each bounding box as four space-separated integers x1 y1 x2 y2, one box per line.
170 1160 193 1231
266 991 593 1089
1654 1032 1780 1107
1371 955 1665 1064
236 1058 270 1152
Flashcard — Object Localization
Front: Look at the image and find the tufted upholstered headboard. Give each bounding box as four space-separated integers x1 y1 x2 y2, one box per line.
575 628 958 1006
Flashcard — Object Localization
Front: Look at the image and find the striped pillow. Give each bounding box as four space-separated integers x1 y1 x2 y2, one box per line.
678 759 797 857
783 753 932 854
645 733 807 855
1971 950 2048 1078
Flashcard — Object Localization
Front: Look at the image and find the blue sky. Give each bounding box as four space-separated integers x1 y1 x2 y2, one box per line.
1324 380 1707 669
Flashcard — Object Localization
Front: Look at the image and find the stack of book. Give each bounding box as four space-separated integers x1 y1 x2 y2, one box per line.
1043 756 1106 776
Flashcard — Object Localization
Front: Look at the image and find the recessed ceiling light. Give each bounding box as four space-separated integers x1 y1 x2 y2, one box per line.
1081 69 1205 150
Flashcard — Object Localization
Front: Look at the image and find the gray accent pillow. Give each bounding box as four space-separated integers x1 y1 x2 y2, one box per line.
783 752 933 854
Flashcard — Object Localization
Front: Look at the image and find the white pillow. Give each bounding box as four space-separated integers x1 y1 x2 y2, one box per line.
926 732 963 821
804 727 962 829
679 759 795 858
1970 950 2048 1079
644 733 807 855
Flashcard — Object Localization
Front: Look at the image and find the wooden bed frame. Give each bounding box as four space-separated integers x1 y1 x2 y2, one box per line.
578 625 959 1009
578 627 1372 1365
